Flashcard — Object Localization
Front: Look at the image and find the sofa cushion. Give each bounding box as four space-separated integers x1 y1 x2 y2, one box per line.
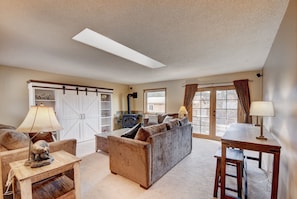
0 129 30 150
0 145 8 152
121 123 142 139
165 119 180 130
134 123 167 141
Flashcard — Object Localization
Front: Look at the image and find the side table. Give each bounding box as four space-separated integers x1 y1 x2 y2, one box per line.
9 150 81 199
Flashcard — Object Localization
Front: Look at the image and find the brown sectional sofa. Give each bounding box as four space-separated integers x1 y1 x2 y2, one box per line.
0 125 77 199
108 119 192 188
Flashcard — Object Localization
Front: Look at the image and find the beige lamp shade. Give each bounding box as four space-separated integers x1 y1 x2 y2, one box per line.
16 105 62 133
178 106 188 118
249 101 274 117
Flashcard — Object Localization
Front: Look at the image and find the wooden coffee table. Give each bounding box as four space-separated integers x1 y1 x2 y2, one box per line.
95 128 130 153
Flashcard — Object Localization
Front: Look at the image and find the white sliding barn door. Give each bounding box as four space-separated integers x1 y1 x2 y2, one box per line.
80 92 100 141
56 90 100 142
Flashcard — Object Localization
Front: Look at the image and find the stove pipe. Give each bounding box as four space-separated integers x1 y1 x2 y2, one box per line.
127 92 137 114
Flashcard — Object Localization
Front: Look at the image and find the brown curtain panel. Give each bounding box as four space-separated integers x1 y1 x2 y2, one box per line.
183 84 198 121
233 79 252 123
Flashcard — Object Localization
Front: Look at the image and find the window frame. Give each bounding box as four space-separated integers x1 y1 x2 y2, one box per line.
143 88 167 114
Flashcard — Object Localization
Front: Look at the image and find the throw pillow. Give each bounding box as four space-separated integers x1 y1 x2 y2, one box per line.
0 129 30 150
148 115 158 124
179 117 189 126
121 123 142 139
29 132 54 143
158 114 167 123
162 115 173 123
135 123 167 141
134 127 151 141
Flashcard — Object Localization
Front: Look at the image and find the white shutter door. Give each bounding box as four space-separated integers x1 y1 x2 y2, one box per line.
56 90 83 142
80 92 100 141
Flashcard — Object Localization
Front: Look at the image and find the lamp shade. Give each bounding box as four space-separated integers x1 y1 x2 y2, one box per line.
178 106 188 118
249 101 274 117
16 105 62 133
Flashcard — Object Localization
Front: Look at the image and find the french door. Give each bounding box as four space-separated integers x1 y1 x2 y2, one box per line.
192 86 239 140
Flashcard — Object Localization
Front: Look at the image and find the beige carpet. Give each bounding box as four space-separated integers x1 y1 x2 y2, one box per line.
80 138 271 199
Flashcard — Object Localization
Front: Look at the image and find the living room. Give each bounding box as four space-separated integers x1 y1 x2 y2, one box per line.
0 0 296 199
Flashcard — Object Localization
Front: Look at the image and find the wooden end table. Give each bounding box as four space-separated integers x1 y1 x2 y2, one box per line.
9 150 81 199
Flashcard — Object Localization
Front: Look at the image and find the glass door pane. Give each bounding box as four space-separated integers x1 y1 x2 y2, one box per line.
192 91 210 135
215 89 238 137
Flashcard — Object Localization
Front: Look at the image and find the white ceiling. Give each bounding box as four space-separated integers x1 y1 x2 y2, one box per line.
0 0 289 84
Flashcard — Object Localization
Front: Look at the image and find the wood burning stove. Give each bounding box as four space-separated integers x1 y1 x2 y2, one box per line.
122 92 139 128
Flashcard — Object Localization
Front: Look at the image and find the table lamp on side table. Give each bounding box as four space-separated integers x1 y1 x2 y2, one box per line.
178 106 188 119
16 104 62 167
249 101 274 140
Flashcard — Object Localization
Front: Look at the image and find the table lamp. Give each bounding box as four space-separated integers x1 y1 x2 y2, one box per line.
178 106 188 118
16 104 62 166
249 101 274 140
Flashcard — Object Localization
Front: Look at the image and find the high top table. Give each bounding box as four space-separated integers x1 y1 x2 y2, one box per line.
221 123 281 199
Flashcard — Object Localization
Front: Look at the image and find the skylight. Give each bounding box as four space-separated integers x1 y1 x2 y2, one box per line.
72 28 166 69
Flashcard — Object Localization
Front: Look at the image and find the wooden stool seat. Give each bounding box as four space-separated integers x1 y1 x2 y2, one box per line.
213 147 244 198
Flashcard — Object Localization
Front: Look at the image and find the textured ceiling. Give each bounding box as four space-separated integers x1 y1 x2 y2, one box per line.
0 0 289 84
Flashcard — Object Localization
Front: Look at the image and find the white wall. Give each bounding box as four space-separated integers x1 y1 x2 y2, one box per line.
262 0 297 198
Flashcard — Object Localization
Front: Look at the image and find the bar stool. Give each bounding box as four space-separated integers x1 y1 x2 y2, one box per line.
213 147 244 198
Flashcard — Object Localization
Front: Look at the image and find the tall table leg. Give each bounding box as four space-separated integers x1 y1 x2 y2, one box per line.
271 152 280 199
221 142 227 198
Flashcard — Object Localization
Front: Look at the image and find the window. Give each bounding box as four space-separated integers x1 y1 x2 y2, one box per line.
192 86 240 140
144 89 166 114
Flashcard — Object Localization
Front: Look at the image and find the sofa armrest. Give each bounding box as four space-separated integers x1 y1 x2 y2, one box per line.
108 136 152 188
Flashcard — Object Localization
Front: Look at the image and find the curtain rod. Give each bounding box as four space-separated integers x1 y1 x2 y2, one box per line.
197 80 253 88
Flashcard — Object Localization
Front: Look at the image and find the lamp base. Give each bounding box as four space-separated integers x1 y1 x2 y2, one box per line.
24 160 32 166
256 135 268 140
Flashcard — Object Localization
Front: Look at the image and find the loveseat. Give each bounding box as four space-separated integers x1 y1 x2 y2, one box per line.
108 118 192 188
0 124 77 199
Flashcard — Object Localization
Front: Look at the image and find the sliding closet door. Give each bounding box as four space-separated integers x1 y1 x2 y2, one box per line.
80 92 100 141
56 90 100 142
56 90 81 141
